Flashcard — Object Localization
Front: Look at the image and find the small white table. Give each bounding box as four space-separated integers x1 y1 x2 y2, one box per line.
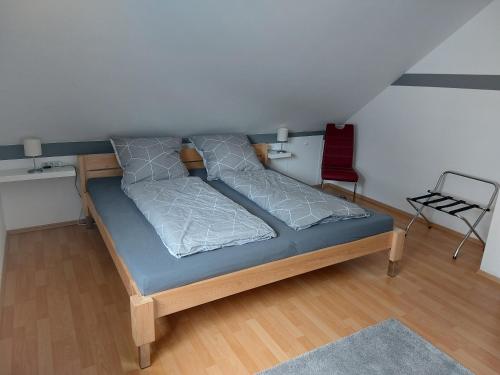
268 151 293 160
0 166 76 183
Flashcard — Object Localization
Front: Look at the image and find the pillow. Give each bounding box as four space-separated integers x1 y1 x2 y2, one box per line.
190 134 264 180
110 137 189 185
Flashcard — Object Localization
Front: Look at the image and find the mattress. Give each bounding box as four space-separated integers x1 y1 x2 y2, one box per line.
87 169 394 295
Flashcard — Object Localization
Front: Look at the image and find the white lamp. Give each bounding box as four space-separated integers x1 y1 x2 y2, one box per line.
23 137 43 173
276 127 289 153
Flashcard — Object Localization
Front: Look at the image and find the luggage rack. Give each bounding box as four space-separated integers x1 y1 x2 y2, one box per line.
405 171 498 259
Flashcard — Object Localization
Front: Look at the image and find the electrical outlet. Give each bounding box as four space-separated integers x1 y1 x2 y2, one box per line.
270 143 281 151
42 160 64 168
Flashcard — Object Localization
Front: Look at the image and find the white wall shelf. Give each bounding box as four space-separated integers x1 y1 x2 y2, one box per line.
0 166 75 183
268 151 293 160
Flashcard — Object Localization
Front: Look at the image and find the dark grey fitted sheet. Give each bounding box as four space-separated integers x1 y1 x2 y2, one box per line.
87 170 393 295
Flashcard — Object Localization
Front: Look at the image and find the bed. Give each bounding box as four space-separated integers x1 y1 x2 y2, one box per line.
78 144 405 369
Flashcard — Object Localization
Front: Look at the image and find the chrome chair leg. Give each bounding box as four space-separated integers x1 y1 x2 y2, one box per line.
352 182 357 202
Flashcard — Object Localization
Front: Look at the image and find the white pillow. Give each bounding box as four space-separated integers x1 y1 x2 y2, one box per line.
110 137 189 185
190 134 264 180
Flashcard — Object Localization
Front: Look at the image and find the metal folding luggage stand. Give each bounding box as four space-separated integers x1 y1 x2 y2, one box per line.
405 171 499 259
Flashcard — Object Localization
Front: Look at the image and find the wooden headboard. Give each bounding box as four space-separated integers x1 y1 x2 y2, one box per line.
78 144 268 217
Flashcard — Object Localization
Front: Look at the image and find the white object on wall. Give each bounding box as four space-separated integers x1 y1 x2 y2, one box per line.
269 135 323 186
0 166 75 183
0 156 82 230
276 128 289 142
268 151 292 160
23 137 44 173
345 0 500 273
23 137 42 157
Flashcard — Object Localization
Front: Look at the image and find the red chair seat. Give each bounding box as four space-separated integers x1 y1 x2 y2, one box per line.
322 167 359 182
321 124 360 201
321 124 359 183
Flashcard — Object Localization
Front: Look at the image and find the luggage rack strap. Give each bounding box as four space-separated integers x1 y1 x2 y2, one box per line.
408 192 439 202
423 196 452 206
409 190 489 212
434 200 465 210
448 204 480 216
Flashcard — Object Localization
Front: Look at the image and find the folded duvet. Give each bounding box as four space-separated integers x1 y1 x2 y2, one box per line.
220 170 370 230
123 177 276 258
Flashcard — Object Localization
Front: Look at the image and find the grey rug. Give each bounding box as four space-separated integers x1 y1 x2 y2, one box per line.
259 319 472 375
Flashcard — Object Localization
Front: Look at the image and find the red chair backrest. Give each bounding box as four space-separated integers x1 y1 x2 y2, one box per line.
322 124 355 169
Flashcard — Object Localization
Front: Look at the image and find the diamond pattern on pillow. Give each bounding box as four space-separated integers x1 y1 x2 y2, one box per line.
110 137 189 186
190 134 264 180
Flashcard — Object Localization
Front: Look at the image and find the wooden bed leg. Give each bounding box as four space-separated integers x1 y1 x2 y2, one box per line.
138 344 151 369
388 228 405 277
130 295 155 369
86 216 94 229
387 261 399 277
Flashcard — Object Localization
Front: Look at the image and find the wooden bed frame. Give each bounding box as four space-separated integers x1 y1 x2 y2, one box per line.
78 144 405 369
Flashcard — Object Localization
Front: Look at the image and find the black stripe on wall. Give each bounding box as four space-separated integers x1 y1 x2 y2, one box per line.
392 74 500 91
0 141 114 161
0 131 325 160
248 130 324 144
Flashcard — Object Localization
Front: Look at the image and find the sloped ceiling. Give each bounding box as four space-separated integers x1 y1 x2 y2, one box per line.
0 0 492 144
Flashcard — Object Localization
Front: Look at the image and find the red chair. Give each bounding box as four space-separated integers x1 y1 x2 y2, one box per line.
321 124 359 201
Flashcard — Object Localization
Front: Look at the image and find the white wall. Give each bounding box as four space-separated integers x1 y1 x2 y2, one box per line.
349 86 499 236
0 0 490 144
407 0 500 74
0 156 82 230
345 0 500 274
269 135 323 185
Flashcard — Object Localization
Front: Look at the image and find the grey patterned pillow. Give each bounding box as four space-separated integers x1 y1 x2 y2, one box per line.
190 134 264 180
110 137 189 186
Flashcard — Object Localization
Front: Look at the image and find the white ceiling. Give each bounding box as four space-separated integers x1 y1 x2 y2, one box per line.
0 0 492 144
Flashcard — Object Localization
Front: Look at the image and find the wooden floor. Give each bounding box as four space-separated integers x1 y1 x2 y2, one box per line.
1 191 500 374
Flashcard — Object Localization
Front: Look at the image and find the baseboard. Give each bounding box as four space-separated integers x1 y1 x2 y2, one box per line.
7 220 78 235
477 270 500 285
322 183 482 247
